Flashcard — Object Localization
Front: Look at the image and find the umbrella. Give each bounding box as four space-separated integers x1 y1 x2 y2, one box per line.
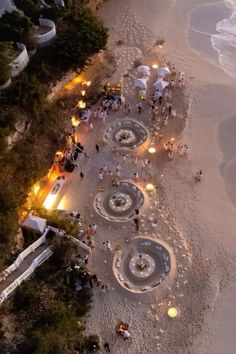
133 78 147 90
137 65 150 76
157 66 171 77
153 79 169 91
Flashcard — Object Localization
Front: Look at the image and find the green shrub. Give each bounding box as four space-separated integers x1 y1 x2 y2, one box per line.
13 281 41 311
0 56 10 85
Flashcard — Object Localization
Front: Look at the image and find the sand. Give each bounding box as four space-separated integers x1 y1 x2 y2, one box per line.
58 0 236 353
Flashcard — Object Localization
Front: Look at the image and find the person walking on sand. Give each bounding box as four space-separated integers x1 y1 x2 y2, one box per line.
80 172 84 179
133 217 139 231
104 342 111 352
134 172 139 182
115 164 121 177
95 144 100 153
103 241 107 251
195 169 203 182
106 240 113 253
101 283 109 293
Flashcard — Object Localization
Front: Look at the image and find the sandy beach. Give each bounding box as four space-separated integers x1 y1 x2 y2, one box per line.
99 1 236 352
55 0 236 352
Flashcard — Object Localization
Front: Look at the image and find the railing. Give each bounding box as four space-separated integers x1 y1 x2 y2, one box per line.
1 230 48 280
0 248 53 304
0 226 90 305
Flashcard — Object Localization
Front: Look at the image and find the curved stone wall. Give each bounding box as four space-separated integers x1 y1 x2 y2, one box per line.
10 43 29 78
34 18 56 47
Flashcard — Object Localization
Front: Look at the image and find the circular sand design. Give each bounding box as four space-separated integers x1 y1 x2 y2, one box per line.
103 119 148 149
94 181 144 222
113 238 172 293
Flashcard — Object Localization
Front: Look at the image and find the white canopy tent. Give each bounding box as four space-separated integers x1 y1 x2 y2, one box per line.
133 78 147 90
157 66 171 77
22 215 47 234
153 79 169 91
137 65 150 76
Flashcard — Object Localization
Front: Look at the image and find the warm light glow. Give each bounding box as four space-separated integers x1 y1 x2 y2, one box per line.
76 100 86 109
152 64 159 69
74 76 82 84
146 183 154 192
71 115 80 127
57 195 66 210
167 307 178 318
148 147 156 154
170 137 175 142
33 184 40 195
43 193 57 210
81 90 86 96
158 45 163 48
86 81 91 86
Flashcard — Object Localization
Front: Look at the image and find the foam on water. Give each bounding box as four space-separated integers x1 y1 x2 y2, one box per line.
211 0 236 77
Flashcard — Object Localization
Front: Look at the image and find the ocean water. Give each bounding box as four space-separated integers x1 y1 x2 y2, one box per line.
211 0 236 78
188 1 236 78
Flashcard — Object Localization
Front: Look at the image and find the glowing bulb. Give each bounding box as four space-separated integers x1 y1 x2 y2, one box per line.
146 183 154 192
81 90 86 96
86 81 91 86
33 184 40 195
71 115 80 127
76 100 86 109
152 64 158 69
170 137 175 142
148 147 156 154
167 307 178 318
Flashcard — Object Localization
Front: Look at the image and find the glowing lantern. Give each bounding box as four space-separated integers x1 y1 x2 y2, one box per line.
148 147 156 154
167 307 178 318
76 100 86 109
33 184 40 195
81 90 86 96
146 183 154 192
71 115 80 127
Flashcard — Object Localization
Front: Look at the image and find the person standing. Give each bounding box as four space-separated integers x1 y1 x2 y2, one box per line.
106 240 113 253
80 172 84 179
104 342 111 352
95 144 100 153
91 224 97 234
133 217 139 231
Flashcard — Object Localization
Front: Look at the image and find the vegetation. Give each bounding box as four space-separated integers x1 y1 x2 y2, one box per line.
13 0 41 23
0 11 36 49
0 4 108 249
0 238 95 353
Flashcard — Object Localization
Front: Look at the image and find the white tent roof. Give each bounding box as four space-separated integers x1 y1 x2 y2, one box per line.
157 66 171 77
22 215 47 234
133 78 147 90
153 79 169 91
137 65 150 76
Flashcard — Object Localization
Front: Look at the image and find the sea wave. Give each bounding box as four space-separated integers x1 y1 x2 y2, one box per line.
211 0 236 78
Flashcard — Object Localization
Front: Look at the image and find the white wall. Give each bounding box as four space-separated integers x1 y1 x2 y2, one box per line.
0 0 16 17
34 18 56 46
10 43 29 78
